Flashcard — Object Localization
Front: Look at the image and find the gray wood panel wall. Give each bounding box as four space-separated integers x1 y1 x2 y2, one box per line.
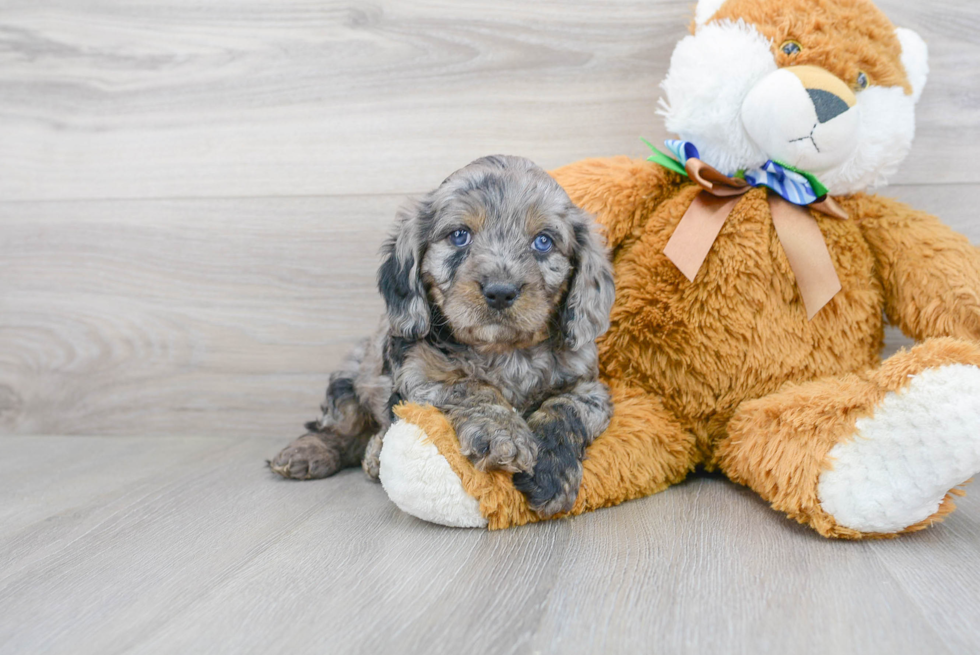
1 0 978 438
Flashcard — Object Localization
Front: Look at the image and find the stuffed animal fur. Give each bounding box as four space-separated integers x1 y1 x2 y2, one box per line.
376 0 980 538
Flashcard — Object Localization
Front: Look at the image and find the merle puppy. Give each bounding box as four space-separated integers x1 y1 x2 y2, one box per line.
270 155 615 516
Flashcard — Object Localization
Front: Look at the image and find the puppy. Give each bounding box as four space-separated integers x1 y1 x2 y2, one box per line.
269 155 615 516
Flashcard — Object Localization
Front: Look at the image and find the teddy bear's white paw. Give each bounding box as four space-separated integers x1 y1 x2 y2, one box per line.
818 364 980 533
378 420 488 528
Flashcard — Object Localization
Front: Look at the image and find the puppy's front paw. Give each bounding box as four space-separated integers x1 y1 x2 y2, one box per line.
513 408 591 516
454 407 537 474
269 434 343 480
513 458 583 517
361 431 384 481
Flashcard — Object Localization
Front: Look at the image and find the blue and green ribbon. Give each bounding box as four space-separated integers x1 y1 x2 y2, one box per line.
643 138 829 205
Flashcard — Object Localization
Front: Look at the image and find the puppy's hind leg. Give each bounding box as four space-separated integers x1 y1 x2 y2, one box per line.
270 346 379 480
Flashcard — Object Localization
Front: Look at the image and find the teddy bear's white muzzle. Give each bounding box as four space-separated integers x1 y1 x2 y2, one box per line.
741 66 859 174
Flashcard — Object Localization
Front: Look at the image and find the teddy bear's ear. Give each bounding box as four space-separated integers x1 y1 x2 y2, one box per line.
694 0 728 27
896 27 929 103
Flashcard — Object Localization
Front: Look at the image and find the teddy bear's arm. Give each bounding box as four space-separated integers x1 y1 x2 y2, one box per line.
855 195 980 342
550 157 681 252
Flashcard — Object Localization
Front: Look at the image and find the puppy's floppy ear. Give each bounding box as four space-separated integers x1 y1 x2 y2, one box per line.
561 209 616 351
377 199 433 340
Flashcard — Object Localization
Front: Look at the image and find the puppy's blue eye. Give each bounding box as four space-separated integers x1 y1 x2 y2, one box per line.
449 229 471 247
532 234 553 253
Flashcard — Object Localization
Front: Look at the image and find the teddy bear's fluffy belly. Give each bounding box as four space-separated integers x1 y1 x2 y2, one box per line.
597 188 884 459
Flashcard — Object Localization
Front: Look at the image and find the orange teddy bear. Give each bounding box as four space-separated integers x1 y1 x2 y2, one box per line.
378 0 980 539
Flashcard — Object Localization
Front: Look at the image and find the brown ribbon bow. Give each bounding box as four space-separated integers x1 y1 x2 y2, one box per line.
663 157 848 320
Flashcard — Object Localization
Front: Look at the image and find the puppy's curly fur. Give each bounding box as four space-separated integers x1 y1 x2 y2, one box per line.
270 155 615 516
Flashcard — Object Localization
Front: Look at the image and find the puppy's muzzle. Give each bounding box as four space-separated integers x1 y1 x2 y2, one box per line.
482 282 520 310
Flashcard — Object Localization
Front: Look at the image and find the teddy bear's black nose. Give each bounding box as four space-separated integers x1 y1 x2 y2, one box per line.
808 88 850 123
483 282 520 310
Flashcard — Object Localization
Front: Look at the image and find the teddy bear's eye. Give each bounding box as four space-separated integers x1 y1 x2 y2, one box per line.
856 71 869 90
780 40 802 56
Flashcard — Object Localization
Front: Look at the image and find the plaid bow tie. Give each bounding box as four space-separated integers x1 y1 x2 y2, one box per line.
644 139 848 320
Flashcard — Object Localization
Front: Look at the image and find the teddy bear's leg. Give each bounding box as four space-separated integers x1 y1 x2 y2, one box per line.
379 385 698 529
717 338 980 539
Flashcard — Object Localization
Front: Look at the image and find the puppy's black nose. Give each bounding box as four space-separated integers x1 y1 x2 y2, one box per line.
483 282 519 310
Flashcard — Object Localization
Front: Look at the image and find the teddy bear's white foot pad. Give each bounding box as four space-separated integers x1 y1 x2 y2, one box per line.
379 420 488 528
818 364 980 533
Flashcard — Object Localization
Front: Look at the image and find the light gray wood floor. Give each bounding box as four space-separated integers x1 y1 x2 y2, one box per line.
3 437 980 655
2 1 979 653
